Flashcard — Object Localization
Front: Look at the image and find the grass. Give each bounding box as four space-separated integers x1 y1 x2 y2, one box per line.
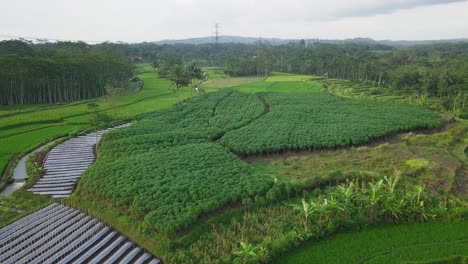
266 72 314 82
202 67 229 78
0 191 54 228
203 77 265 91
276 221 468 264
233 80 322 93
252 120 466 194
202 66 265 92
0 63 192 182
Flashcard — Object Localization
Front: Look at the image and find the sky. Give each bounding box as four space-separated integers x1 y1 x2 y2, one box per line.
0 0 467 43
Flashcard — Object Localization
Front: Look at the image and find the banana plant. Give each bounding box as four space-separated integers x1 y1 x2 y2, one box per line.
234 242 268 261
334 182 356 220
292 198 315 233
325 195 344 222
384 175 399 195
368 179 384 222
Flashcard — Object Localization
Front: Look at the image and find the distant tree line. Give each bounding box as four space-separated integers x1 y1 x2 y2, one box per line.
1 40 466 111
121 41 466 114
0 40 133 104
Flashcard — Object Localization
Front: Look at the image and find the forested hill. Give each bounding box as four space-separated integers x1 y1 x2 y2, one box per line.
153 35 468 46
0 41 133 105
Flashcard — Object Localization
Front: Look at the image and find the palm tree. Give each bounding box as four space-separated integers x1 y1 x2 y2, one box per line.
185 61 204 98
169 64 190 103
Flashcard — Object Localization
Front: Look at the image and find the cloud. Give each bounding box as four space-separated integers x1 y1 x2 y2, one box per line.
0 0 467 42
332 0 468 19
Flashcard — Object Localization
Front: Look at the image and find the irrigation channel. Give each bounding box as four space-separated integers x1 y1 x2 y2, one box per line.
1 140 58 196
0 124 162 264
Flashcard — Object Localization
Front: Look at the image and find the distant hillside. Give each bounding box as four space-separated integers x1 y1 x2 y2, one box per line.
155 36 468 46
155 36 294 45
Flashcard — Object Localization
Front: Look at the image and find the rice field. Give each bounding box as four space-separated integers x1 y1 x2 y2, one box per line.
276 221 468 264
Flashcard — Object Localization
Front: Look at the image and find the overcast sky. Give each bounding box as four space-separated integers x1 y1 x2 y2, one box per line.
1 0 467 43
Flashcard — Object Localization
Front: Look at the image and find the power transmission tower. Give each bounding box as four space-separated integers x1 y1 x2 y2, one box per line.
214 23 220 44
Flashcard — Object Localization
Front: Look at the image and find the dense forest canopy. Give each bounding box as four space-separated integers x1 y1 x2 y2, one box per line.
128 41 466 114
0 40 466 112
0 40 134 104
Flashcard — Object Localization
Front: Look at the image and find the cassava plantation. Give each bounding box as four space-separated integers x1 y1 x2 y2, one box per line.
1 3 467 263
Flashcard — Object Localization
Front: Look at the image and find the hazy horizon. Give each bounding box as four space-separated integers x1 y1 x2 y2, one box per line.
1 0 468 43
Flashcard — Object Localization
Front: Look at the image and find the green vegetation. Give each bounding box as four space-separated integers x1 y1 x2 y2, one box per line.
75 91 273 234
233 78 322 94
221 93 441 155
1 39 466 263
0 191 53 228
0 64 192 185
66 72 464 263
204 77 265 91
0 40 134 104
128 41 468 117
203 67 228 78
253 120 467 194
75 85 441 234
277 221 468 264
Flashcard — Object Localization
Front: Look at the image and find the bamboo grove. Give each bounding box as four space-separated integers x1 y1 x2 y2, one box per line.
0 40 134 104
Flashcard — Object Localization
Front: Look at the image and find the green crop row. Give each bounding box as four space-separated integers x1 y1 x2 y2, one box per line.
220 93 442 155
76 90 273 234
277 221 468 264
76 85 442 235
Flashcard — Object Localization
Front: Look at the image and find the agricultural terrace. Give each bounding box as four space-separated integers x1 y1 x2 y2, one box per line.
75 75 442 236
0 64 191 188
